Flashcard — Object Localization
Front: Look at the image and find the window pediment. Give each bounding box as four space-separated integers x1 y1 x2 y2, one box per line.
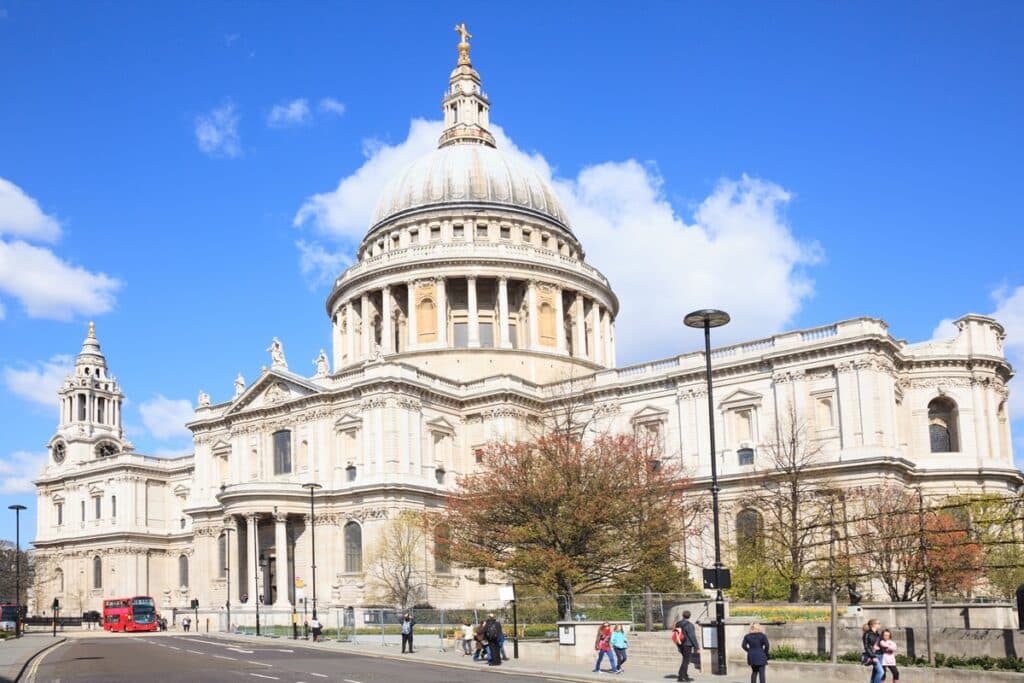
718 388 763 409
426 416 456 435
630 404 669 424
334 412 362 432
211 439 232 457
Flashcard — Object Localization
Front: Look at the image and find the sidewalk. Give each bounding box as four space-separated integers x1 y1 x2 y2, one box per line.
212 632 814 683
0 634 65 683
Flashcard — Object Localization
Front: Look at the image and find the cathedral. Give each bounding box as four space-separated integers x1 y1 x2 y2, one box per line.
31 30 1021 624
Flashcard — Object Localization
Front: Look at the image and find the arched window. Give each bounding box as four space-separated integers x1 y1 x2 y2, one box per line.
93 556 102 589
928 397 959 453
218 534 228 578
434 523 451 574
735 509 764 566
55 568 64 593
344 521 362 573
417 298 437 343
178 554 189 588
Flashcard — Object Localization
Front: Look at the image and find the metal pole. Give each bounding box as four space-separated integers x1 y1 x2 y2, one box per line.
252 514 261 636
921 489 937 663
701 322 727 675
9 505 26 638
225 526 232 632
828 500 837 664
512 583 519 659
310 488 317 621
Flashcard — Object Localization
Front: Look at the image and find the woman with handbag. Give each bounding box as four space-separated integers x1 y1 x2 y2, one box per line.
861 619 884 683
741 622 770 683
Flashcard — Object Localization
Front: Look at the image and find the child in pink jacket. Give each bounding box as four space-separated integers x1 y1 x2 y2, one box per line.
878 630 899 682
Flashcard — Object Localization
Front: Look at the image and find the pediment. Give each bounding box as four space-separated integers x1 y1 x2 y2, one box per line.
334 412 362 432
173 484 190 497
718 389 763 407
227 370 321 415
211 439 231 456
426 416 455 435
87 484 104 495
630 404 669 423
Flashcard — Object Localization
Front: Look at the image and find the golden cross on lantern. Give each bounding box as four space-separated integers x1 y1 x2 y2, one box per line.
454 22 472 44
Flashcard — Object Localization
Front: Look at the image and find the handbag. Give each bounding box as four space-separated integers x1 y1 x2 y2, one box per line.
860 653 875 666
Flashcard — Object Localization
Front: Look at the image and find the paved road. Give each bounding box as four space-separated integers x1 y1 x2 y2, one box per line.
28 635 568 683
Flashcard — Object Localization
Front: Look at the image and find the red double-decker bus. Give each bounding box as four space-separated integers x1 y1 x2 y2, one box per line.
102 596 157 632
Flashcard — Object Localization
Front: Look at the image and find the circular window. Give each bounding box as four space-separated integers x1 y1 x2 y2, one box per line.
53 441 66 464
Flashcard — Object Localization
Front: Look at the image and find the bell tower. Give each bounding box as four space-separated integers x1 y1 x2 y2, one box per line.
48 322 127 468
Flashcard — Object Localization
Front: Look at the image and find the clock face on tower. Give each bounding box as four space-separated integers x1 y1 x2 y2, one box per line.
53 441 66 464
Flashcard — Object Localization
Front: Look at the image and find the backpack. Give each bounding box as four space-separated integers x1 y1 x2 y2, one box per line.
485 620 502 642
671 627 687 647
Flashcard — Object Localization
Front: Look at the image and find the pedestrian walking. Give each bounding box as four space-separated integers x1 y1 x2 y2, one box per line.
593 621 618 673
461 619 474 655
674 610 700 682
610 624 628 674
484 613 503 666
400 613 416 653
182 616 191 632
878 629 899 683
862 619 884 683
741 622 770 683
310 616 322 642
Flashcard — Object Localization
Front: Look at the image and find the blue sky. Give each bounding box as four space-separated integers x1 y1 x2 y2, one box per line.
1 1 1023 543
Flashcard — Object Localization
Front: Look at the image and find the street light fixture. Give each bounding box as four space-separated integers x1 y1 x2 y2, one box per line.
684 308 730 676
8 505 27 638
302 483 323 622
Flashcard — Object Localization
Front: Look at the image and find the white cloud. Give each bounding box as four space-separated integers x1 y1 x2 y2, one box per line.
991 285 1024 419
293 119 820 360
138 395 194 440
195 101 242 158
267 98 312 128
318 97 346 117
0 451 45 494
296 239 350 286
0 177 61 242
0 239 120 320
4 354 72 407
152 447 193 459
293 119 441 240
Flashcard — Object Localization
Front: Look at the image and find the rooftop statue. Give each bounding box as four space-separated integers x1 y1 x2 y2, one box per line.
267 337 287 369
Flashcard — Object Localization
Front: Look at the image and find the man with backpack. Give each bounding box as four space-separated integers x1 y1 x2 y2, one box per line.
483 613 503 666
673 610 700 682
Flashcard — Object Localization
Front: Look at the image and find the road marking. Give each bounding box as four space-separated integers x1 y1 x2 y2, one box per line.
168 645 181 650
343 679 363 683
247 660 273 667
249 675 279 680
214 655 238 661
229 647 255 654
187 649 204 654
310 675 328 679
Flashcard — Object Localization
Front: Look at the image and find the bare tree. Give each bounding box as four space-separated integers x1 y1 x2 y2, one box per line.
365 511 428 610
740 401 832 603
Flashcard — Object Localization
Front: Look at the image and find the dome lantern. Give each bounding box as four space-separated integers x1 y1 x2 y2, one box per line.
438 23 496 149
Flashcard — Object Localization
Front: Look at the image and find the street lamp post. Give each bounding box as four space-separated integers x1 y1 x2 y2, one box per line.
302 483 323 621
8 505 27 638
684 309 730 676
251 513 261 636
223 525 234 632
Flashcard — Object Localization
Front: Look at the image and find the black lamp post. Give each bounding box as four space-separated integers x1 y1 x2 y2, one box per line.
223 524 234 632
684 308 730 676
302 483 323 621
8 505 26 638
251 513 261 636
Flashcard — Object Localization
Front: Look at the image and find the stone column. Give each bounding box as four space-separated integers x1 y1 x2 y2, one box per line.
608 323 617 368
345 301 356 362
332 314 343 370
361 293 372 357
590 302 603 365
246 514 260 606
227 518 240 603
498 277 511 348
527 281 539 350
436 278 448 346
274 513 290 607
601 309 611 366
407 283 417 350
381 285 393 355
467 276 480 348
554 286 566 354
574 293 586 359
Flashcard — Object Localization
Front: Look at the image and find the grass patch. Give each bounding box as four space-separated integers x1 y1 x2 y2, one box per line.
730 606 830 623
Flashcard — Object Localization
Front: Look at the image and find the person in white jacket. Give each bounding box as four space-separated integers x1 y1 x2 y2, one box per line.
461 619 474 655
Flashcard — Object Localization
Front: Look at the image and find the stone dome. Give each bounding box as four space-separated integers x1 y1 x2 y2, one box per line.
370 143 571 230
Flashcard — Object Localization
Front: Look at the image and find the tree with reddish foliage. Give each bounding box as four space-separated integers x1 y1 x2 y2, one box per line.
444 430 694 619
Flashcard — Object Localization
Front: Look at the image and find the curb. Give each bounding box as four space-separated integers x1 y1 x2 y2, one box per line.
204 633 631 682
13 637 66 683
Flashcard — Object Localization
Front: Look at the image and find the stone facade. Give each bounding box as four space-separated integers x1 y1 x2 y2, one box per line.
31 33 1021 621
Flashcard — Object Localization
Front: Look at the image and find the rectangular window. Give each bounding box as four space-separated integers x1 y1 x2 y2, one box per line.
94 497 101 520
508 322 518 349
273 430 292 475
453 322 468 348
77 395 86 421
453 224 464 238
478 322 494 348
737 448 755 466
111 495 117 519
81 500 85 522
430 226 441 240
499 226 511 240
476 224 488 239
391 235 400 250
56 503 63 526
97 398 105 424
